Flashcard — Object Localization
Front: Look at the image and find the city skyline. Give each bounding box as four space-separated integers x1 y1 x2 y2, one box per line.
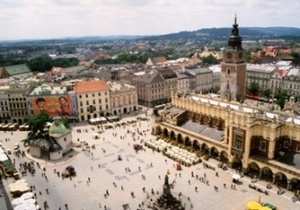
0 0 300 41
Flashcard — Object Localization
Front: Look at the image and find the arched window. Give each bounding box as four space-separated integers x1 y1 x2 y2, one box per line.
227 69 231 74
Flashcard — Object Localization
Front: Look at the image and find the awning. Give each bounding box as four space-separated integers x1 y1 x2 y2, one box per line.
247 201 261 210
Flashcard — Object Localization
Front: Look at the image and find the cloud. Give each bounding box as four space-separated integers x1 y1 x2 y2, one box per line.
0 0 299 40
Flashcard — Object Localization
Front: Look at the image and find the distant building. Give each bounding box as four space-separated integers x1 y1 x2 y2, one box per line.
146 57 167 66
1 64 33 80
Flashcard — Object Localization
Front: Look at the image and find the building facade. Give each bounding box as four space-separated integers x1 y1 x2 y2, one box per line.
283 68 300 99
152 94 300 191
132 70 166 107
151 17 300 193
108 81 138 115
75 80 111 121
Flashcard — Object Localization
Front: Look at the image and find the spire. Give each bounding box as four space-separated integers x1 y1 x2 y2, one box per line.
227 14 242 50
234 13 237 25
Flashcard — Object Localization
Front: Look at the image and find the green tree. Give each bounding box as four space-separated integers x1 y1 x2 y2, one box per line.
263 89 272 98
274 88 290 110
247 82 260 95
23 111 52 145
202 55 219 65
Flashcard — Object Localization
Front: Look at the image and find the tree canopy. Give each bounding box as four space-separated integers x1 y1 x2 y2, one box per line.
23 111 70 145
247 82 260 95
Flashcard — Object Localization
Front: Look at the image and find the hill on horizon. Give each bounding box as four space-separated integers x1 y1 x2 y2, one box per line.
1 26 300 44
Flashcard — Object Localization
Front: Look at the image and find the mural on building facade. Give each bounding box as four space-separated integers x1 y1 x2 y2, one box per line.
32 96 74 117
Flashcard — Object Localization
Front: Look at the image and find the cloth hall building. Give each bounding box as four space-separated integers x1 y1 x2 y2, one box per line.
151 17 300 192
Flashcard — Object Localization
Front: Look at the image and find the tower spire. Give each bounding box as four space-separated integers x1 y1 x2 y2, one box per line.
227 13 242 50
234 13 237 25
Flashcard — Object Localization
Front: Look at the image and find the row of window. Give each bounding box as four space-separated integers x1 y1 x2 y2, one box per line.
79 105 109 113
259 140 300 153
78 92 108 99
79 98 108 106
8 97 26 101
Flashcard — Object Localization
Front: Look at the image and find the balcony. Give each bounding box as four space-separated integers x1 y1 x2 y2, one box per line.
231 147 244 156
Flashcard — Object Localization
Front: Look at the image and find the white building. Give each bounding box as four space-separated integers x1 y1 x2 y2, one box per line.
107 81 138 115
75 80 111 121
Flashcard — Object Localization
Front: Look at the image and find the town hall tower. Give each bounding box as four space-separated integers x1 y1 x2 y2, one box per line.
220 15 246 102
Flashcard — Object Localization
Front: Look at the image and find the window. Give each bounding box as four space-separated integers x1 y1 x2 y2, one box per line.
259 140 267 152
284 141 289 148
233 129 244 150
98 93 101 96
227 69 231 74
79 95 82 99
297 144 300 152
92 93 95 97
86 101 89 105
86 94 88 98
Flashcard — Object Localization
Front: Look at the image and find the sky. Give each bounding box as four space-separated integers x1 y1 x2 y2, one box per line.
0 0 300 41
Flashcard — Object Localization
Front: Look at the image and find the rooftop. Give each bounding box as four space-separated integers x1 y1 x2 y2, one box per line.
75 80 109 94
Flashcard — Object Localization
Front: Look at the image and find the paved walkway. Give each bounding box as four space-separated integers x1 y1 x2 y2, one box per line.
0 112 299 210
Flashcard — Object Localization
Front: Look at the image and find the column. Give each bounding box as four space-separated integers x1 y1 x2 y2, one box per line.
272 174 276 184
259 169 262 179
268 141 275 159
243 128 252 172
287 179 291 190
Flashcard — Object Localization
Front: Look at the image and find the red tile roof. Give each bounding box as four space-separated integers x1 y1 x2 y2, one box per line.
75 80 109 94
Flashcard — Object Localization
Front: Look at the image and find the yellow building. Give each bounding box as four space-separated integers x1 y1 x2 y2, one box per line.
151 17 300 192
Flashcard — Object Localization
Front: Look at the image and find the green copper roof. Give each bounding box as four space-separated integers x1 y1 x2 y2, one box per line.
49 122 69 136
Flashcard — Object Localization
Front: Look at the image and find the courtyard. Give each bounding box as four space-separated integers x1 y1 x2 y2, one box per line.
0 111 299 210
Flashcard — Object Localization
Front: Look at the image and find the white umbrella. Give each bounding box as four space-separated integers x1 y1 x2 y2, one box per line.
26 204 37 210
21 192 34 200
24 198 36 206
11 197 25 206
14 204 27 210
232 174 241 180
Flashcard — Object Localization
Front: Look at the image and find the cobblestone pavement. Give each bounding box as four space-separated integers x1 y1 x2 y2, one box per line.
0 112 300 210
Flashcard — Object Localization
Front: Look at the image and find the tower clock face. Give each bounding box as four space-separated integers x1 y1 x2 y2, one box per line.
227 52 232 59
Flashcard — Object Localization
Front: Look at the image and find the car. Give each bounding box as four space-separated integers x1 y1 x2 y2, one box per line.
62 165 76 178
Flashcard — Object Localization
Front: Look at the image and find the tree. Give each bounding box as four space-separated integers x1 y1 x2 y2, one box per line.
202 55 219 65
23 111 52 146
247 82 260 95
274 88 290 110
263 89 272 99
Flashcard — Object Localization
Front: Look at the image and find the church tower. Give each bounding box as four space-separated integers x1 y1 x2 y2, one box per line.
220 15 246 102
